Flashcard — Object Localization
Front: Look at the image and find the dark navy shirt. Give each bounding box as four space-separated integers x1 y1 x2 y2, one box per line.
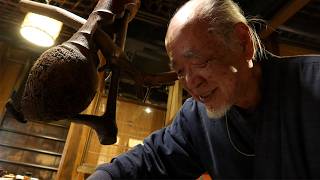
88 53 320 179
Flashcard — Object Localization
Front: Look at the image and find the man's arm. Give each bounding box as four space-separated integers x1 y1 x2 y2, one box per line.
88 101 205 179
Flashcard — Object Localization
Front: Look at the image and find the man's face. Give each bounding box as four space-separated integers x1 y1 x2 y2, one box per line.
166 21 250 118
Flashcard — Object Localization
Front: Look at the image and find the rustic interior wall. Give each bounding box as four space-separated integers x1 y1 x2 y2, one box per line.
0 42 70 180
0 43 26 117
74 98 166 178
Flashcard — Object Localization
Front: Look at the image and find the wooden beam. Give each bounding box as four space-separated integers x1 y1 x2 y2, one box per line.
0 60 24 118
165 80 183 126
56 96 100 178
19 0 86 29
56 51 106 179
0 159 58 171
259 0 311 39
71 0 83 10
0 142 62 156
0 42 7 76
0 127 66 142
56 123 91 179
278 42 320 56
278 25 320 41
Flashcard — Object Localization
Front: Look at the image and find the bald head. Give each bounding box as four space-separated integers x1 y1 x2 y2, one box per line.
166 0 263 61
165 0 201 49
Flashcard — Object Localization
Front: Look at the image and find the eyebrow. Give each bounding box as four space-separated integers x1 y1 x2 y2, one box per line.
169 49 201 69
183 50 201 59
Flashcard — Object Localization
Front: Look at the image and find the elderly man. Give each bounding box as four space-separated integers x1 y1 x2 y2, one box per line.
88 0 320 179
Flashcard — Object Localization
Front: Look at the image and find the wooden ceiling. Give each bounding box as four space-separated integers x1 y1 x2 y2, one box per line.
0 0 319 47
0 0 319 106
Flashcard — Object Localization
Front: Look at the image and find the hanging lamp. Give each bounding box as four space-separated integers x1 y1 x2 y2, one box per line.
20 12 62 47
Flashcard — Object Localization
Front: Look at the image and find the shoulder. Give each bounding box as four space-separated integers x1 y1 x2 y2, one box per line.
258 52 320 76
168 98 208 132
179 98 207 120
261 51 320 64
280 54 320 64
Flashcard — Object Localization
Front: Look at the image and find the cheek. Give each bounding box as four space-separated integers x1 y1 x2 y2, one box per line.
207 69 239 98
221 76 238 97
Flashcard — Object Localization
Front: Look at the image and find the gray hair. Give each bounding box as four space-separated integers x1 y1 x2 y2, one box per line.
175 0 264 60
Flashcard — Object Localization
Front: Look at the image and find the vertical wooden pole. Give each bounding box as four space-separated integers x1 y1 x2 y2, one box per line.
165 80 183 126
56 51 106 179
56 95 98 179
56 123 91 179
0 42 7 76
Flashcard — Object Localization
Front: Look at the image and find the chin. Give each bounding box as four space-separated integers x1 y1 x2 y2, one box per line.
205 104 231 119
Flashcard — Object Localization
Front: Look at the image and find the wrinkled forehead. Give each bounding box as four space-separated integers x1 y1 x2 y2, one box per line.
169 49 202 69
166 22 229 70
165 18 189 50
166 20 212 56
166 18 208 53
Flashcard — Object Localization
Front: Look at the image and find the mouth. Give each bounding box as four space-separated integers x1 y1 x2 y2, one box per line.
199 88 217 103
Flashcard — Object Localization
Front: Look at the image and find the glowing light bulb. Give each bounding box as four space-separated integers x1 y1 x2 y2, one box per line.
145 107 152 113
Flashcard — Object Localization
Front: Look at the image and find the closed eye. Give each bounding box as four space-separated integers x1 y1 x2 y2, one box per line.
191 60 209 68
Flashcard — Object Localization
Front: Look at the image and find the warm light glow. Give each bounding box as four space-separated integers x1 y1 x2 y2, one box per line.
20 12 62 47
128 138 143 148
145 107 152 114
115 136 120 145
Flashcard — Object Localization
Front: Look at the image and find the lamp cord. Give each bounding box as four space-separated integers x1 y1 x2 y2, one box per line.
225 113 256 157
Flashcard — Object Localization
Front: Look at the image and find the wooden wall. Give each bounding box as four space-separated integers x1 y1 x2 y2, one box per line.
84 98 166 164
0 114 70 179
69 97 167 179
0 41 70 180
0 42 26 117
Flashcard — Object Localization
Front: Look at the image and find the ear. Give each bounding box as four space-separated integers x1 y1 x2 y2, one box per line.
233 22 254 61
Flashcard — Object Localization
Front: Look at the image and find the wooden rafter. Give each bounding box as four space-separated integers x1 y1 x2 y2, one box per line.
71 0 83 10
259 0 311 39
